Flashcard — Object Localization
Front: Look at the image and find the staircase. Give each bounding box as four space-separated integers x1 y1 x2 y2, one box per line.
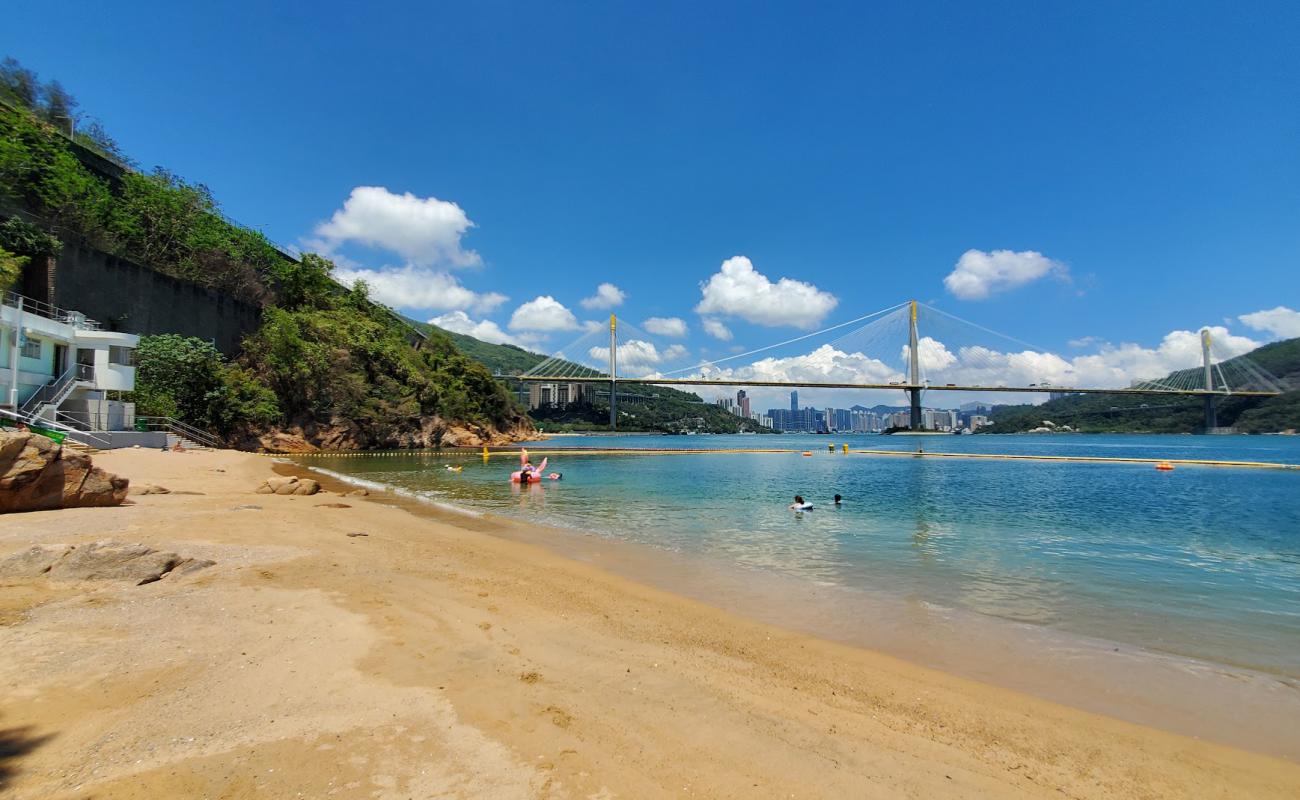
165 433 210 451
62 438 102 456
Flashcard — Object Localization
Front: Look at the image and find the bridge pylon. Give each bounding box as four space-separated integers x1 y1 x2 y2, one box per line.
609 314 618 431
908 300 922 430
1201 328 1217 432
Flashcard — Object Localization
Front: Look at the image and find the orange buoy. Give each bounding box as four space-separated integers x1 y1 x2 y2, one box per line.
802 451 813 457
1155 461 1174 471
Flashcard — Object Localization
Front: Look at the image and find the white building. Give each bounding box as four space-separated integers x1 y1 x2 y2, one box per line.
1 291 139 429
527 382 586 410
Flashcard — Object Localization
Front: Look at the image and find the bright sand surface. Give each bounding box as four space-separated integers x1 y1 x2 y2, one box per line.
1 448 1298 798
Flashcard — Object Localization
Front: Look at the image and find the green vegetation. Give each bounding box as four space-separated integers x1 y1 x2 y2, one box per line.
983 337 1300 434
2 58 531 449
1 56 128 161
132 334 280 437
0 245 24 291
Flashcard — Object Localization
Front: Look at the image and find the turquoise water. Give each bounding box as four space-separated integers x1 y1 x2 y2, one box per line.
304 433 1300 680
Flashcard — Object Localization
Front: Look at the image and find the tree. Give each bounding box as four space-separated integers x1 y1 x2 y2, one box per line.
0 245 26 292
41 79 79 134
0 57 39 107
132 334 279 436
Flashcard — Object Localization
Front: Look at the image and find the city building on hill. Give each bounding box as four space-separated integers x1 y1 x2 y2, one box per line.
736 389 750 418
528 382 586 410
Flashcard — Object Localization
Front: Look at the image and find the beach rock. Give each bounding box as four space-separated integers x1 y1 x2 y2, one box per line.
131 483 171 496
292 478 320 496
0 544 75 578
266 476 297 491
0 431 129 513
47 541 182 585
255 484 274 494
167 557 216 579
345 488 369 497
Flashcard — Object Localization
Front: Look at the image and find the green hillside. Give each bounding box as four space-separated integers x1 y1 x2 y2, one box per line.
983 337 1300 434
1 58 530 450
414 319 771 434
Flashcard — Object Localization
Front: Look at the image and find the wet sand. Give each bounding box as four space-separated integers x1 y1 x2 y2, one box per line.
1 448 1298 798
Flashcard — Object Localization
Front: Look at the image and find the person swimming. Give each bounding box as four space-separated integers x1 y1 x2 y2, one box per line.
789 495 813 511
834 494 842 506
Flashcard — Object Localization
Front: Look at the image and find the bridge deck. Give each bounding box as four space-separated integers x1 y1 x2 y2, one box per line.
514 375 1280 397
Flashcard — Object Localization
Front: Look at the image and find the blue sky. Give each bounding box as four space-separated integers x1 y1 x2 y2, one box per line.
5 1 1299 406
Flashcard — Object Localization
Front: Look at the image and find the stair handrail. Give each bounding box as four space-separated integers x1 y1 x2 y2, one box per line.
3 408 112 450
134 416 222 449
18 364 79 417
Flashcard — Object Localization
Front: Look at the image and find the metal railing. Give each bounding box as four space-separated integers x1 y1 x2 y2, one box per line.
18 364 80 416
0 407 112 450
3 290 104 330
134 416 222 449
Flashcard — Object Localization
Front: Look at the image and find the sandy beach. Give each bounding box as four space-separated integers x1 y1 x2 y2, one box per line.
2 448 1298 799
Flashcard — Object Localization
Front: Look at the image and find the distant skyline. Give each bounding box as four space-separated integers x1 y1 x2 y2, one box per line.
5 1 1298 409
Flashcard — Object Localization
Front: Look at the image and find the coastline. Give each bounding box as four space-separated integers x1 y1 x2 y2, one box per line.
1 448 1297 798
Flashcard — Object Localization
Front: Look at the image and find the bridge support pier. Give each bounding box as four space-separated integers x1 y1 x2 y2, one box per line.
1203 395 1217 432
609 314 618 431
909 388 922 431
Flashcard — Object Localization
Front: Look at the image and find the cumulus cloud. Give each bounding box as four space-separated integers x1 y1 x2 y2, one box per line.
580 282 626 310
311 186 481 268
336 265 506 314
701 318 733 341
643 316 688 337
509 296 581 332
1068 336 1103 348
695 256 838 329
943 249 1068 300
428 311 541 349
588 340 690 375
699 344 902 386
1239 306 1300 339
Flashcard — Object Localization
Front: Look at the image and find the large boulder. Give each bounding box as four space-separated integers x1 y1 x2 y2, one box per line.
0 431 129 513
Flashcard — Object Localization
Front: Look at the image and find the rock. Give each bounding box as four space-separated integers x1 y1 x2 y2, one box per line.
266 476 298 491
0 544 74 578
167 558 216 578
254 484 274 494
46 541 182 585
0 431 130 513
345 488 369 497
132 484 171 496
346 532 368 537
291 478 320 496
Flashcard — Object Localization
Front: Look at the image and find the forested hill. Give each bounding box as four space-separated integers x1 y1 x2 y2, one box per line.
984 337 1300 434
415 320 771 434
1 57 531 451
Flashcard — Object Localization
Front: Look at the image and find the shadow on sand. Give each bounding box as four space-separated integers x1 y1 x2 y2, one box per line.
0 722 55 790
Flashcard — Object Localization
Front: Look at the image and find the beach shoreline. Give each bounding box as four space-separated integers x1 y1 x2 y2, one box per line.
1 447 1298 798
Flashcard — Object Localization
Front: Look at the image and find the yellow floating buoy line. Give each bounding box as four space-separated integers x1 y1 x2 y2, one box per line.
256 447 1299 471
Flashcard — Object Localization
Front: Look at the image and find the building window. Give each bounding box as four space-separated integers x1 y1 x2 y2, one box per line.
109 346 136 366
20 338 41 359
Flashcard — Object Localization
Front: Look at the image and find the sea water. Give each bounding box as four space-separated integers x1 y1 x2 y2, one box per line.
302 433 1300 751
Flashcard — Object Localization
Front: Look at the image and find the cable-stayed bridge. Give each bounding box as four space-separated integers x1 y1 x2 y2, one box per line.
517 301 1287 431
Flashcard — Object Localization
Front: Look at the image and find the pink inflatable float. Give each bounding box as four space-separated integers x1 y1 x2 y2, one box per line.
510 448 548 483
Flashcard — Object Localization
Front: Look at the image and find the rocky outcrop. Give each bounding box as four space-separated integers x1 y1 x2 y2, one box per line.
253 476 320 495
0 431 130 513
0 542 214 585
247 414 537 454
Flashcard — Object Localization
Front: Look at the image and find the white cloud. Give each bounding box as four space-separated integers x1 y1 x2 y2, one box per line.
311 186 481 268
701 318 733 341
644 316 688 337
1239 306 1300 339
698 344 902 386
1068 336 1103 348
509 296 581 332
428 311 541 349
336 265 506 314
580 282 626 310
582 319 606 333
588 339 688 375
901 336 959 372
695 256 838 329
943 249 1068 300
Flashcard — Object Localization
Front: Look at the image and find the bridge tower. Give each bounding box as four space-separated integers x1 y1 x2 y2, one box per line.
908 299 922 430
609 314 618 430
1201 327 1217 431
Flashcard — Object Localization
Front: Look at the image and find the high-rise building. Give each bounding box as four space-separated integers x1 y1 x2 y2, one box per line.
789 390 799 414
736 389 750 418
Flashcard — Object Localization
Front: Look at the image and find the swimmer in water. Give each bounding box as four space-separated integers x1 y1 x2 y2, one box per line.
834 494 842 507
789 495 813 511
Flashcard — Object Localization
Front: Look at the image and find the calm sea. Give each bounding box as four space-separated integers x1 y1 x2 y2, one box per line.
300 432 1300 751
